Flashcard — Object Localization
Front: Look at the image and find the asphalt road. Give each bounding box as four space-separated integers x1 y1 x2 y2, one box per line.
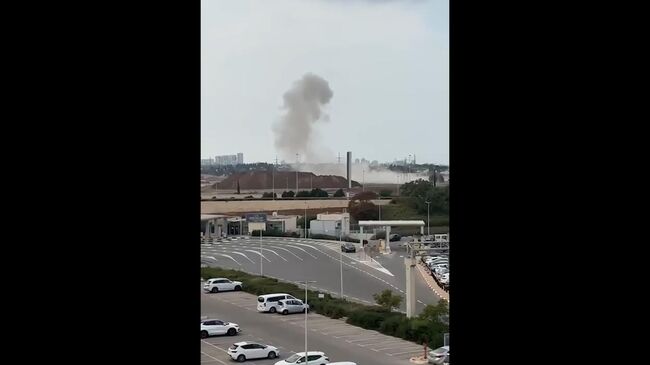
201 289 428 365
200 236 439 313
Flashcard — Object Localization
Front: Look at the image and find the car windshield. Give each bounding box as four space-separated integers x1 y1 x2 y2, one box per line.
432 347 448 354
229 344 239 350
257 297 264 302
286 354 302 363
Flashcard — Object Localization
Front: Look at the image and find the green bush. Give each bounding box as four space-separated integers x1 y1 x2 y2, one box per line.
333 189 345 197
346 307 391 330
250 230 299 238
379 190 392 197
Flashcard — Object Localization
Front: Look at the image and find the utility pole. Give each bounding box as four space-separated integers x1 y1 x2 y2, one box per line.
425 201 431 237
296 153 299 194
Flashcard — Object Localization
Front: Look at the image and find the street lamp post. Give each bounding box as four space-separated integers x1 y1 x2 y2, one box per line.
425 201 431 237
339 219 343 299
297 280 317 365
260 229 264 276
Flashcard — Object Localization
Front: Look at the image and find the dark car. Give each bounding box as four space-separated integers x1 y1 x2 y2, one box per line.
341 242 356 253
389 234 401 242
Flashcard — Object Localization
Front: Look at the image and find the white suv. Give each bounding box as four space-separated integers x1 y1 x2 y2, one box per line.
257 293 297 313
228 341 279 362
204 278 243 293
200 319 241 338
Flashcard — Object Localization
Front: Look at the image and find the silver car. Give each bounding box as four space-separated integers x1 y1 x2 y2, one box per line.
277 298 310 315
428 346 449 364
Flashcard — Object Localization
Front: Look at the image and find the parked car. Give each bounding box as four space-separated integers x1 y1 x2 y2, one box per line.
257 293 298 313
228 341 279 362
203 278 243 293
341 242 356 253
389 233 402 242
277 298 310 315
200 319 241 338
328 363 357 365
428 346 449 365
274 351 329 365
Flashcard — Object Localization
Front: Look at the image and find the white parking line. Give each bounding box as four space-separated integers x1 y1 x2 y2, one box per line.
243 250 271 262
267 245 303 261
346 335 386 343
259 247 288 261
373 343 416 351
388 349 427 356
226 251 256 264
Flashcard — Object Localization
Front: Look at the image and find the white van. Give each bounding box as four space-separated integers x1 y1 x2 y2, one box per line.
257 293 297 313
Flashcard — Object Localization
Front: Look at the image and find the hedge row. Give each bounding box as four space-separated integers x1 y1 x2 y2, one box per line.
250 230 300 238
200 267 448 347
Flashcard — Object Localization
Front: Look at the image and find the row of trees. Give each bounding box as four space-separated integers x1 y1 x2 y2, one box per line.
262 188 347 198
400 179 449 215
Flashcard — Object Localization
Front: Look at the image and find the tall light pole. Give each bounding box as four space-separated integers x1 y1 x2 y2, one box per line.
362 169 365 191
425 201 431 237
304 202 308 239
296 153 299 194
272 158 275 200
339 219 343 299
297 280 317 365
260 229 264 276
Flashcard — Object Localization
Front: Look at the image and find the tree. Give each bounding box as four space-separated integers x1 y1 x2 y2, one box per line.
373 289 403 311
236 179 241 194
348 191 379 221
262 192 277 198
419 299 448 323
310 188 329 197
296 190 311 197
349 201 379 221
333 189 345 197
281 190 295 198
354 191 378 201
379 190 392 197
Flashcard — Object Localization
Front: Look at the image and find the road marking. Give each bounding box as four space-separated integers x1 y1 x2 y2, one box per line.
260 247 288 261
243 250 271 262
388 349 427 356
267 245 303 261
200 351 228 365
373 344 415 351
227 251 256 264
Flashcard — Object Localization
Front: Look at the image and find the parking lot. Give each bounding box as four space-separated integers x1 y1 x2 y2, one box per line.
201 290 430 364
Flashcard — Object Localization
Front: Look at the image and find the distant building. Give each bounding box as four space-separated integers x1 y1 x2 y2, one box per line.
214 153 243 166
201 158 214 166
309 212 350 237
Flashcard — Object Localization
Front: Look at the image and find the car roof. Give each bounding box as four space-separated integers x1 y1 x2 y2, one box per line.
208 278 229 281
201 318 221 322
294 351 325 356
258 293 290 297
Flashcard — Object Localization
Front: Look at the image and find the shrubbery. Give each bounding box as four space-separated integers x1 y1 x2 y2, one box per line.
249 230 299 238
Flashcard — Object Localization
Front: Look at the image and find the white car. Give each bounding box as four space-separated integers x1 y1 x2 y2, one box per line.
274 351 329 365
228 341 279 362
257 293 297 313
439 273 450 285
203 278 243 293
277 298 310 315
428 346 449 365
328 363 357 365
200 319 241 338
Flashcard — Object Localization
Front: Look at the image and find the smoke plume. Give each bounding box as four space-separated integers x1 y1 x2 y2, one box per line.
273 73 333 162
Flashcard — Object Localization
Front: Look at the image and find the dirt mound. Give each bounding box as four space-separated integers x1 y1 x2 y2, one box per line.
218 171 358 190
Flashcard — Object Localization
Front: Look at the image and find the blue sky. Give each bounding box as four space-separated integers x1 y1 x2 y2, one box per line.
202 0 448 165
